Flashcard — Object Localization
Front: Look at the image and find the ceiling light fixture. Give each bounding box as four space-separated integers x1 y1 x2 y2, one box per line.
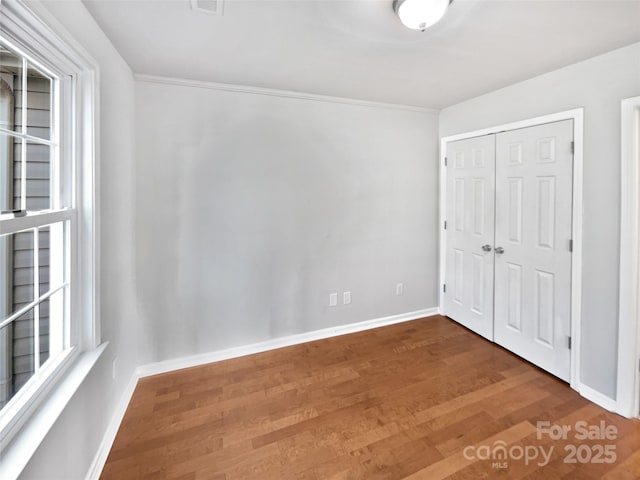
393 0 451 31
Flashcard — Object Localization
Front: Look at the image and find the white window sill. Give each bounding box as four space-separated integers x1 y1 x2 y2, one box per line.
0 342 108 480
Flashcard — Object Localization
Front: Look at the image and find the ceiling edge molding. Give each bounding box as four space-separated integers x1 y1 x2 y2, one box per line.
134 74 439 114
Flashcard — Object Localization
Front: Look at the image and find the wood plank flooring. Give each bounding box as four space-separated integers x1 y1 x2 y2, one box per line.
101 315 640 479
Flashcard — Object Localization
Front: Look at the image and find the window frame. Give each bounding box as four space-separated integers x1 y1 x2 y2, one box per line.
0 0 99 453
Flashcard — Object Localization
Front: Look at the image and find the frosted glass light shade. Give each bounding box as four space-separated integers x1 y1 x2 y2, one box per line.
394 0 450 31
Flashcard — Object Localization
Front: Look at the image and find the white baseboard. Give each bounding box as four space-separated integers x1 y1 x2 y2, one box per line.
578 383 618 413
84 373 139 480
137 308 439 378
85 307 438 479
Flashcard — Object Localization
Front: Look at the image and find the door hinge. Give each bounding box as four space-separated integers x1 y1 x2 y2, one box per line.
443 284 446 293
444 220 447 230
568 336 572 350
569 239 573 252
570 141 575 154
444 156 448 167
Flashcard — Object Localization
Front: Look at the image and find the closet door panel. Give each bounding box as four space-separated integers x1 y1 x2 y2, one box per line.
443 135 495 341
494 120 573 381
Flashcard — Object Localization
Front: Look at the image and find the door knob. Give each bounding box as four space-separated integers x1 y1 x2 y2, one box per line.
481 244 492 252
494 247 505 254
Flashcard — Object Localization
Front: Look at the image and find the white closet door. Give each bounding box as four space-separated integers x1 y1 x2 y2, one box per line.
444 135 495 341
494 120 573 381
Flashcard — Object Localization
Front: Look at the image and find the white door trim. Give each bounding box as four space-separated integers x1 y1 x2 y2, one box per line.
439 108 584 392
617 96 640 418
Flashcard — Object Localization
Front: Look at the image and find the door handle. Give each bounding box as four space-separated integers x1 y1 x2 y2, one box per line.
494 246 505 254
481 244 492 252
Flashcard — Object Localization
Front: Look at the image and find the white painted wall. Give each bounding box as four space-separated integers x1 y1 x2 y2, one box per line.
439 41 640 400
135 81 440 362
17 1 144 478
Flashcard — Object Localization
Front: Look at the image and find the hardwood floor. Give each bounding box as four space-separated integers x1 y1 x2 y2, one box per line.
101 316 640 479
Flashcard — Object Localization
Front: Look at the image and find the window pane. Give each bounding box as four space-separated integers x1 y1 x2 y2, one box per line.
38 222 65 295
0 230 35 322
0 44 22 135
38 298 48 366
38 225 50 296
0 321 12 408
22 63 51 141
0 133 21 212
24 142 52 211
37 289 64 368
0 308 35 409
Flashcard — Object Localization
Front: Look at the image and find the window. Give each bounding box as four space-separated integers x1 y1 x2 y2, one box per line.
0 1 98 449
0 42 64 408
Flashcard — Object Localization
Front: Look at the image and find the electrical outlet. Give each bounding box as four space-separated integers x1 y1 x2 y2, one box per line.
396 283 404 295
343 291 352 305
329 293 338 306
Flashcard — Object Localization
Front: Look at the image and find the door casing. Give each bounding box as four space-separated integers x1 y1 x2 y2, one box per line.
618 96 640 418
439 108 584 393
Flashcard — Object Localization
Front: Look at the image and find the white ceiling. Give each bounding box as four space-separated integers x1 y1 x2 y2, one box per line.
83 0 640 109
